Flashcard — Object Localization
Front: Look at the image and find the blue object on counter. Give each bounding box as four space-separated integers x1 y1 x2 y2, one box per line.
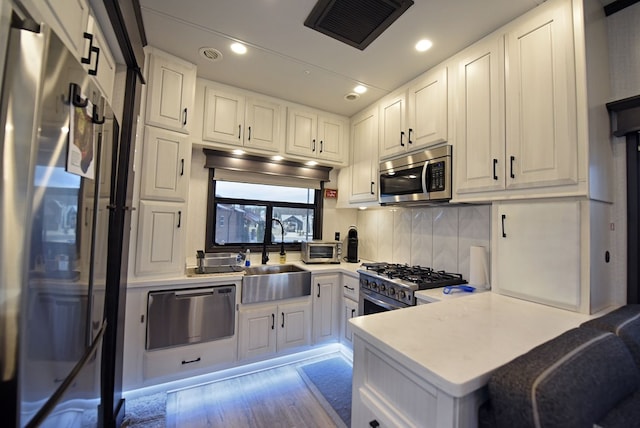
443 285 476 294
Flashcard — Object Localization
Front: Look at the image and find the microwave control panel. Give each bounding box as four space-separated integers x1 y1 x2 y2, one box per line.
428 161 446 192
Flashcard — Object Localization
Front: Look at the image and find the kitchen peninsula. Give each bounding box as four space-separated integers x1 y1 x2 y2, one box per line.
348 293 599 427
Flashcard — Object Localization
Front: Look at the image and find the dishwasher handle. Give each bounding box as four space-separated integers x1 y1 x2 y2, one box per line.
174 288 215 298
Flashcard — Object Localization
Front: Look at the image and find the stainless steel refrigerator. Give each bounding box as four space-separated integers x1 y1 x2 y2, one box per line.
0 6 120 427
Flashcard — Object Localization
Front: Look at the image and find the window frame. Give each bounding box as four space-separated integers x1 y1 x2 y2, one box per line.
204 169 324 253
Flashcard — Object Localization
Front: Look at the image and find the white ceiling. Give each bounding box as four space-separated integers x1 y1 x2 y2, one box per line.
139 0 601 117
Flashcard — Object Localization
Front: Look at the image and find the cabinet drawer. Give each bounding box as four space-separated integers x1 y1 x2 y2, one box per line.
143 336 236 381
342 274 359 300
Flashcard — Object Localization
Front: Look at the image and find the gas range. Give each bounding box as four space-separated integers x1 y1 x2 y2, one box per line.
358 263 467 309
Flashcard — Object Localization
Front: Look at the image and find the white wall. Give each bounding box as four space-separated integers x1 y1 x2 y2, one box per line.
355 205 491 283
606 2 640 303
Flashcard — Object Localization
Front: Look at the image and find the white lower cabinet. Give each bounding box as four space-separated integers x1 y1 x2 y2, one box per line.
238 297 312 361
341 297 358 346
312 273 340 344
352 335 487 428
341 273 360 347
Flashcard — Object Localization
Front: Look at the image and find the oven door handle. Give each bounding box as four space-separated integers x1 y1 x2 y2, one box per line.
361 291 406 311
421 159 430 196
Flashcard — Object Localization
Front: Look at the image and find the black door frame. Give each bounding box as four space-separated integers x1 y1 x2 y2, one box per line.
626 132 640 303
607 95 640 304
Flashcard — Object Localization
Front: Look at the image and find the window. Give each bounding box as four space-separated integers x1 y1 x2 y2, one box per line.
206 178 323 252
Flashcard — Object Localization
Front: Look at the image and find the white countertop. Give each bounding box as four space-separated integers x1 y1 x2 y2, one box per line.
349 292 597 398
415 285 488 303
127 259 367 288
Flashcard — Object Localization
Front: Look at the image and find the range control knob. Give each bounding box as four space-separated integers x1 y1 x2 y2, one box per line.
379 283 386 292
388 287 395 296
370 282 378 291
398 290 406 300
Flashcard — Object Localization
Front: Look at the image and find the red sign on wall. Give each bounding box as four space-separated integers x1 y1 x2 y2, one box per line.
324 188 338 199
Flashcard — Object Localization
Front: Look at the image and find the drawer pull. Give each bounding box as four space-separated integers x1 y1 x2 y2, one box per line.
344 285 355 291
181 357 201 365
369 420 380 428
281 312 285 328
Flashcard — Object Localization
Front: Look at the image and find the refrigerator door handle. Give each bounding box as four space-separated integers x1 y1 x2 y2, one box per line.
68 83 88 107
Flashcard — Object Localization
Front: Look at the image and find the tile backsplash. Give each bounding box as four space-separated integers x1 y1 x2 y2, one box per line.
356 204 491 284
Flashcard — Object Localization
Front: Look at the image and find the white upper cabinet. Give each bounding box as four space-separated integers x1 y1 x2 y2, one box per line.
286 107 349 166
135 201 185 276
455 36 505 194
349 105 379 203
378 90 407 159
23 0 116 101
140 126 191 202
407 66 448 149
453 0 598 202
379 65 448 160
83 14 116 102
145 50 196 134
504 0 577 189
202 83 283 153
25 0 90 59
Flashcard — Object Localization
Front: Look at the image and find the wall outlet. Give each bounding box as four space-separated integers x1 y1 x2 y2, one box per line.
335 232 340 241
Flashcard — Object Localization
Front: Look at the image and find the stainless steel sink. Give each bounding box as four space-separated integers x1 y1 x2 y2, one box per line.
242 264 311 303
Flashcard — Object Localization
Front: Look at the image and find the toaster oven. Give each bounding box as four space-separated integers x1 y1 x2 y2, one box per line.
300 241 342 264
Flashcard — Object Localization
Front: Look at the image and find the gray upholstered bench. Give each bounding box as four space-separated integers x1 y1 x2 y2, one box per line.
480 305 640 428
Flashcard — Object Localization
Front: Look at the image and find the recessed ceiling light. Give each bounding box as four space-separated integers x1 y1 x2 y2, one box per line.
232 149 245 155
354 85 367 94
230 42 247 55
415 39 433 52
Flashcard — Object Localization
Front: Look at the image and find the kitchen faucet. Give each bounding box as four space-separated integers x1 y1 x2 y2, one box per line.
262 218 285 264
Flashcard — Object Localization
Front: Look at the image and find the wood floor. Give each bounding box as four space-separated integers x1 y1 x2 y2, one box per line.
165 359 346 428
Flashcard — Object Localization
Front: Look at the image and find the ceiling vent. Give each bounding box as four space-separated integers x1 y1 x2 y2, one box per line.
304 0 414 50
199 47 223 62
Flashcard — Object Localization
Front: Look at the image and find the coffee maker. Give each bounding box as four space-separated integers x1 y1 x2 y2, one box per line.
347 226 359 263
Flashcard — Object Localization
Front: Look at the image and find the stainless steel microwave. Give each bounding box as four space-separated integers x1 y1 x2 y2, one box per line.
300 241 342 264
379 145 452 205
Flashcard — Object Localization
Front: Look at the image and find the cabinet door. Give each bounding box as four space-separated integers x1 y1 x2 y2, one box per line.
145 53 196 134
350 106 379 203
379 91 407 159
140 126 190 202
407 66 448 149
277 299 311 352
312 274 340 344
317 115 347 164
31 0 90 58
238 305 277 360
135 201 185 275
505 0 577 189
84 15 116 102
341 298 358 346
494 201 580 310
286 108 317 157
244 97 283 152
455 36 505 194
203 87 245 146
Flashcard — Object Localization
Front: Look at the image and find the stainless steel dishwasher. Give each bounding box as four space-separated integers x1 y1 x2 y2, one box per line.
146 285 236 351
